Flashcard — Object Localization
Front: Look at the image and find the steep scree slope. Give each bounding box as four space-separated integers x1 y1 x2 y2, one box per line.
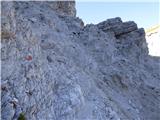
1 1 160 120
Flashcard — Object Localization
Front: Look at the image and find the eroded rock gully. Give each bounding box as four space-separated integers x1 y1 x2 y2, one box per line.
1 1 160 120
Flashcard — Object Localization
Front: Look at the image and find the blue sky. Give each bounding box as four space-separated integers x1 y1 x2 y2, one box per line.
76 2 159 29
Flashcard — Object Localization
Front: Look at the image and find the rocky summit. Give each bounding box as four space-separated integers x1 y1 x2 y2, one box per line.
1 1 160 120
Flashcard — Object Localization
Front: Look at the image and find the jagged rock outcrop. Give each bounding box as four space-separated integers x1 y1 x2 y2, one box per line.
97 17 138 37
1 1 160 120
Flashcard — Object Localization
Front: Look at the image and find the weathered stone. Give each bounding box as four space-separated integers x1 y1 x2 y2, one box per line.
1 1 160 120
97 18 138 37
112 21 138 36
47 1 76 17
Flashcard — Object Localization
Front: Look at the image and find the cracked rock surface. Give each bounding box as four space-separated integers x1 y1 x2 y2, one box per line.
1 1 160 120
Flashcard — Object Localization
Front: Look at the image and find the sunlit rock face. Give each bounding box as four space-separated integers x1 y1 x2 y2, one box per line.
146 25 160 57
1 1 160 120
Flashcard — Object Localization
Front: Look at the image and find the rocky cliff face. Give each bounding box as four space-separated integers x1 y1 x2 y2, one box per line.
1 1 160 120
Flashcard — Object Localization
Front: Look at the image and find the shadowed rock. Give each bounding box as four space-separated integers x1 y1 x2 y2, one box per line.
97 17 138 37
47 1 76 17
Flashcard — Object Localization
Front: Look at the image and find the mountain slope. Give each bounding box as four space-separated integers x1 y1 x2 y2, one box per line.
1 1 160 120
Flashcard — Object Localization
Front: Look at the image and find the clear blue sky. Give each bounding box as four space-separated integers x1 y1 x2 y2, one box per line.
76 2 159 29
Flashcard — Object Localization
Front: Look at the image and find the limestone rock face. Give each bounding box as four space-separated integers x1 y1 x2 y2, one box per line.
97 17 138 37
1 1 160 120
47 1 76 17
